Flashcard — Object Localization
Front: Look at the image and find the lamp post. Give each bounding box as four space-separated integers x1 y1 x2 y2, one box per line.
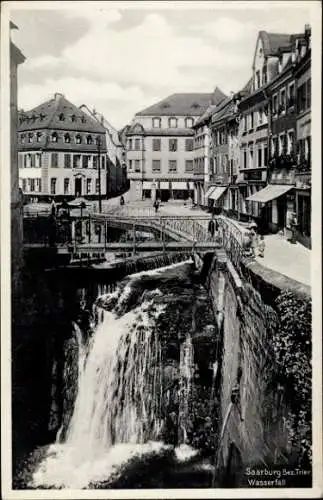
96 136 102 213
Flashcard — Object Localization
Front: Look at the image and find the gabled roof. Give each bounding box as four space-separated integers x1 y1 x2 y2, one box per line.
211 98 237 126
18 94 106 133
260 31 295 56
136 87 227 117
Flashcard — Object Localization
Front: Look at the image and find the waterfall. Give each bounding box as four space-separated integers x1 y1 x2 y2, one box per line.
178 334 194 445
31 279 167 489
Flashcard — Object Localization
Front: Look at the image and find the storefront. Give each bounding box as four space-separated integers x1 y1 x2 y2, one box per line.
246 184 295 234
208 186 227 214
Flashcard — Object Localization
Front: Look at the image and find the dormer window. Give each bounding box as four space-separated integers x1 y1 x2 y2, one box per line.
168 117 178 128
51 132 58 143
75 134 82 144
87 135 93 145
58 113 65 121
185 117 194 128
39 113 45 121
31 114 37 122
81 116 86 123
64 133 71 143
28 133 33 143
191 103 200 110
71 114 76 122
21 134 25 144
36 132 42 143
152 117 161 128
161 102 170 109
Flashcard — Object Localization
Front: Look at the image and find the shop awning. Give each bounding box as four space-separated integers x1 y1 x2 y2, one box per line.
246 184 293 203
143 181 152 189
160 181 169 189
209 186 227 201
205 186 216 198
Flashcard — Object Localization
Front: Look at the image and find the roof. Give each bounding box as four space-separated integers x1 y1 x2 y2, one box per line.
260 31 295 56
136 87 227 117
211 98 237 126
18 94 106 134
10 42 25 65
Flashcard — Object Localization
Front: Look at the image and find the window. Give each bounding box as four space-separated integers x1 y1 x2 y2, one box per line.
262 65 267 85
185 160 194 172
185 139 194 151
129 160 133 170
243 116 247 132
249 148 254 168
272 136 278 155
75 134 82 144
51 132 58 143
272 95 278 115
82 155 89 169
71 114 76 122
21 134 25 144
28 133 33 143
168 160 177 172
30 154 35 168
152 160 161 172
258 109 263 125
58 113 65 121
134 138 140 150
152 117 161 128
51 152 58 168
64 154 71 168
95 179 100 194
135 160 140 172
73 155 81 168
102 156 105 170
279 134 285 154
287 131 294 154
168 117 178 128
93 156 98 169
50 178 57 195
81 116 86 124
280 88 286 112
185 117 194 128
264 146 268 166
36 132 42 143
64 178 70 195
64 133 71 143
288 83 295 107
256 70 261 89
250 112 254 130
128 139 133 150
22 179 27 192
87 135 93 145
30 179 35 192
86 178 92 194
36 178 42 193
169 139 177 152
151 138 161 152
35 153 41 168
258 148 262 167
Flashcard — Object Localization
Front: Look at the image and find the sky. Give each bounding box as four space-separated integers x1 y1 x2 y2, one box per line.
9 1 313 131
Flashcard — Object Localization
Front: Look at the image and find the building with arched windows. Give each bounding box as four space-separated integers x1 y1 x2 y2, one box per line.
18 93 107 201
125 90 227 201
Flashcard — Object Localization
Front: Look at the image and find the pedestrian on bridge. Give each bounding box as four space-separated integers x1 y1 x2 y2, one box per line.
154 199 160 213
208 215 218 241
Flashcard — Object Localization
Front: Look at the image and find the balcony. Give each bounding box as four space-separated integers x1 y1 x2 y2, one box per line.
268 153 297 170
296 156 311 173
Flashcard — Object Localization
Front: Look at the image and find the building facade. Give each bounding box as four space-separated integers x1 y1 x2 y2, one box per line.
10 24 25 293
294 26 311 248
18 94 107 202
80 106 128 197
125 90 226 201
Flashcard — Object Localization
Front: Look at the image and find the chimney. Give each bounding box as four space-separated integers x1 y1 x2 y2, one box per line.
54 92 63 101
100 115 104 125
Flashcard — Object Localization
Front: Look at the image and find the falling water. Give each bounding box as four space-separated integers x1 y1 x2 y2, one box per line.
178 334 194 445
30 276 168 489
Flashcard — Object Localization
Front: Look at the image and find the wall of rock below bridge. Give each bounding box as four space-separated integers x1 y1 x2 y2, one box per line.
203 251 312 487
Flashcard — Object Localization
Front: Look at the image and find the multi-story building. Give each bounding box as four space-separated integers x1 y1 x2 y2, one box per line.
294 26 311 248
80 106 128 197
208 96 239 214
18 93 107 202
10 22 25 292
245 26 311 241
125 90 226 202
191 102 220 207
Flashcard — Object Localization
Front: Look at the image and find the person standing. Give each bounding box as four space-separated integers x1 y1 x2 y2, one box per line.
208 217 215 240
258 235 265 258
154 198 159 213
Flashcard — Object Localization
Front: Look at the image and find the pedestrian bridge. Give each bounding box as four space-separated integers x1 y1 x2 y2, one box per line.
23 211 249 269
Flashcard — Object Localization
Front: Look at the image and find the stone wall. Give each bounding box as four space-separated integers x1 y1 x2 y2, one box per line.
203 249 311 487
